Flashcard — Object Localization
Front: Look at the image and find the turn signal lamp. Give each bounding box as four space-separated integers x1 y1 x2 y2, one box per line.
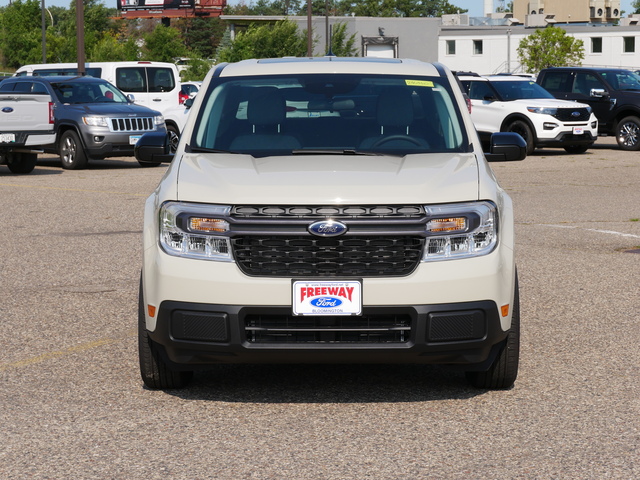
190 217 229 232
501 305 510 317
427 217 467 233
147 305 157 318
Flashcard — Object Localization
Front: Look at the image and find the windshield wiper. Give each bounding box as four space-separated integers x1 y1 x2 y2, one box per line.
188 146 239 154
291 149 391 156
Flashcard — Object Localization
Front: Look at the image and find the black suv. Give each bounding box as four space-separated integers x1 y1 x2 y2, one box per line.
537 67 640 150
0 76 166 169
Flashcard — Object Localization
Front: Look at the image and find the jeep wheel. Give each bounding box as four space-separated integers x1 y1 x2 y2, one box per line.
564 144 590 154
616 116 640 151
505 120 534 155
466 275 520 390
59 130 88 170
138 277 193 389
7 152 37 174
167 124 180 154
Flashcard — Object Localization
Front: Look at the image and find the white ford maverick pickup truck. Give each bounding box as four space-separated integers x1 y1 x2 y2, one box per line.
135 57 526 390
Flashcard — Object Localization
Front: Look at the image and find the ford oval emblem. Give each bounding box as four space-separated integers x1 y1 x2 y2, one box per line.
571 111 581 117
308 220 347 237
2 107 14 113
310 297 343 308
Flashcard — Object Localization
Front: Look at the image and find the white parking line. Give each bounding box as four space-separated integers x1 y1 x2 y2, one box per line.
543 224 640 239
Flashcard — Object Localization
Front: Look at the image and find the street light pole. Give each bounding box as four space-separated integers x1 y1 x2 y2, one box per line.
76 0 85 75
307 0 312 57
41 0 46 63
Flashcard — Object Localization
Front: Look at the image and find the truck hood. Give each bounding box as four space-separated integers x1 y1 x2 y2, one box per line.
175 152 480 205
512 98 590 109
65 104 162 116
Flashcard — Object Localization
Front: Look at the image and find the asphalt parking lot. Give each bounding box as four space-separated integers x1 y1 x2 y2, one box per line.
1 137 638 479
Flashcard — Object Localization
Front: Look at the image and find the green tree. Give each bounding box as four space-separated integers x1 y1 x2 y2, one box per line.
174 17 227 60
0 0 44 68
217 20 309 63
633 0 640 14
335 0 465 17
141 24 189 62
517 26 584 73
181 58 214 81
329 22 358 57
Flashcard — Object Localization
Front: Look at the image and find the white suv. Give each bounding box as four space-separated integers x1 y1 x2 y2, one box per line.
135 58 526 390
457 73 598 154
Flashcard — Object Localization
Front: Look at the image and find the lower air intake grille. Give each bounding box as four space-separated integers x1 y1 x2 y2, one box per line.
232 235 424 277
245 314 412 344
428 311 486 342
171 311 229 342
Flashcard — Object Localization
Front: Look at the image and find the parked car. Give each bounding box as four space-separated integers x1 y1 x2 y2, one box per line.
457 72 598 154
0 76 166 169
179 81 201 104
134 56 527 391
537 67 640 150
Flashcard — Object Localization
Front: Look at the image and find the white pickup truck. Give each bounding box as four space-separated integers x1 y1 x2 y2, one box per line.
0 92 55 173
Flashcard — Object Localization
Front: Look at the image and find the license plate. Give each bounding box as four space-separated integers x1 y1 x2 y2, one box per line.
573 126 584 135
129 135 142 145
0 133 16 143
293 280 362 316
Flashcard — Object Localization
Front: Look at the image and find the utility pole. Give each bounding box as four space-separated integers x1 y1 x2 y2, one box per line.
307 0 312 57
41 0 46 63
76 0 85 75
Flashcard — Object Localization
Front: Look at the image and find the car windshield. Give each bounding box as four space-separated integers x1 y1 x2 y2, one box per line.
52 80 129 104
491 80 555 100
192 73 468 157
600 70 640 91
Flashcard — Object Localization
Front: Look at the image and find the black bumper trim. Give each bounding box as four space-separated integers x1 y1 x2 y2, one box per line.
148 300 508 369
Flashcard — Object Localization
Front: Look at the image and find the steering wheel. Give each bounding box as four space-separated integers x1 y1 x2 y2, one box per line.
371 135 426 148
94 96 110 102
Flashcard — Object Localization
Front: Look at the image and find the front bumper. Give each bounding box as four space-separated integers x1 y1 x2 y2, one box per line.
536 130 596 147
148 300 508 369
80 127 165 159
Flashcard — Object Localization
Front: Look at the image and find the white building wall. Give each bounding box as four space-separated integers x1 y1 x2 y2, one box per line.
438 28 640 74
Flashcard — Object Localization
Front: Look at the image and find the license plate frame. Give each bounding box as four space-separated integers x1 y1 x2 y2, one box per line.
129 135 142 145
0 133 16 143
292 280 362 316
572 126 584 135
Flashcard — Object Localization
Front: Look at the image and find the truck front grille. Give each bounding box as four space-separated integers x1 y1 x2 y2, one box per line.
245 313 412 343
109 117 155 132
232 235 424 277
553 107 591 122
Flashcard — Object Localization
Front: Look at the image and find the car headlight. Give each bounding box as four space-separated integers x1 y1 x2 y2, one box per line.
82 116 108 127
526 106 558 115
159 202 233 261
422 201 497 261
154 115 165 126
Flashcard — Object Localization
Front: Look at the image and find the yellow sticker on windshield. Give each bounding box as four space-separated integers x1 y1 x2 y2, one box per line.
405 80 434 87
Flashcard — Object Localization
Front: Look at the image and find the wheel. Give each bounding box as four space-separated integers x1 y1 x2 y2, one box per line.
466 274 520 389
505 120 534 155
616 116 640 151
138 276 193 389
371 135 426 148
6 152 37 174
564 144 590 154
59 130 88 169
167 124 180 154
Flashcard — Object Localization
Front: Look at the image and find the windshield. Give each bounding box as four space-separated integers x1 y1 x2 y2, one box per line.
491 80 555 100
600 70 640 91
192 73 468 157
52 81 129 104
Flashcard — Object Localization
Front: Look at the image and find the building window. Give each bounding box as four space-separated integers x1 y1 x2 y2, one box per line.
446 40 456 55
473 40 483 55
624 37 635 53
591 37 602 54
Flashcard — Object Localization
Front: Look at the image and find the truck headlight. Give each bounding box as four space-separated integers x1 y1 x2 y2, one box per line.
159 202 233 261
154 115 165 126
526 106 557 115
83 116 109 127
422 201 497 261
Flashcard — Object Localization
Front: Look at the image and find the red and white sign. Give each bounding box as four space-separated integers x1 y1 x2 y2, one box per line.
293 280 362 316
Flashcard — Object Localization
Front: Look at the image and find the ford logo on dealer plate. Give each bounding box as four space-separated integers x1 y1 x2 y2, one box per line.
308 220 347 237
311 297 343 308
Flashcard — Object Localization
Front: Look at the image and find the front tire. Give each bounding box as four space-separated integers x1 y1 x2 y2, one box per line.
59 130 88 170
616 116 640 151
167 124 180 154
466 275 520 389
505 120 534 155
7 152 37 174
138 276 193 389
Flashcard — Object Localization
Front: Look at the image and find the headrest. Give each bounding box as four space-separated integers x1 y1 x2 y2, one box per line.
377 89 414 127
247 88 286 126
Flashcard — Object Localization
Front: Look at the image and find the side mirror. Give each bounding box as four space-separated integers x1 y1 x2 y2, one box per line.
590 88 608 99
127 93 136 103
135 131 174 164
184 97 194 109
484 132 527 162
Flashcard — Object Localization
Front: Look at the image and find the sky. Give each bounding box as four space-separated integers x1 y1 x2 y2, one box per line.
0 0 635 17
